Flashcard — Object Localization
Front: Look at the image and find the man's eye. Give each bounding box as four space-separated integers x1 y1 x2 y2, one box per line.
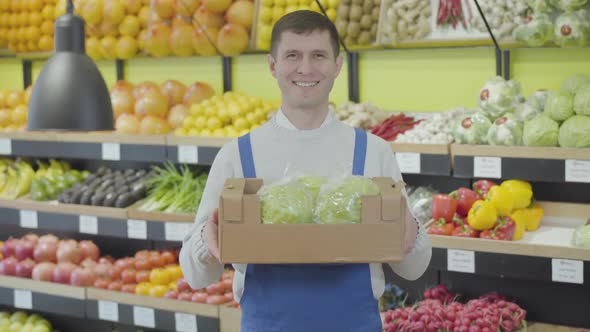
314 54 325 59
286 54 297 59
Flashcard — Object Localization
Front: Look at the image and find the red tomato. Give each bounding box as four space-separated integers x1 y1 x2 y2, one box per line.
135 270 150 283
206 294 227 305
206 283 225 295
121 269 137 284
134 258 151 271
108 265 123 280
135 250 150 260
121 284 137 293
161 251 175 265
192 292 208 303
108 281 123 291
93 278 109 289
115 258 134 270
149 254 165 268
178 292 193 302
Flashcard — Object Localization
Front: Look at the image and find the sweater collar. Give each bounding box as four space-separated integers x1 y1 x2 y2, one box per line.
275 108 335 131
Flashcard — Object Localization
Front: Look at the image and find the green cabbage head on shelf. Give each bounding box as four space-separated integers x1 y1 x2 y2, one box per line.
260 181 314 224
527 0 555 13
486 114 523 146
554 11 589 47
315 176 380 224
526 90 550 113
574 84 590 116
558 115 590 148
573 224 590 248
513 14 554 47
477 77 522 118
514 102 542 122
561 73 590 94
452 112 492 145
544 91 574 121
523 115 559 147
556 0 588 13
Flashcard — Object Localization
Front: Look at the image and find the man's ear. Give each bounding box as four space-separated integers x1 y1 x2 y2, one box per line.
335 54 344 77
268 54 277 79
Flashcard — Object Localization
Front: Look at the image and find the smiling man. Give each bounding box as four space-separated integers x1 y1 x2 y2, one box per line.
180 10 432 332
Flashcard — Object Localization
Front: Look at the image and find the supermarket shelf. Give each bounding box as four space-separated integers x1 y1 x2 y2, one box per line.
219 306 241 332
392 143 451 176
166 135 231 165
86 288 219 331
0 275 86 318
451 144 590 182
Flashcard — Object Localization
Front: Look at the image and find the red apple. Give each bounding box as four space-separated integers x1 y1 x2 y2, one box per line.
93 263 111 279
15 258 35 278
135 270 150 283
22 233 39 245
108 281 123 291
99 256 115 264
38 234 59 245
0 257 18 276
33 241 57 263
121 283 137 293
1 238 17 258
32 262 56 281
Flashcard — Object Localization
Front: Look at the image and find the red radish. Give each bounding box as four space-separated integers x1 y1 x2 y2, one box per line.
70 267 97 286
33 241 58 263
32 262 56 281
53 262 77 284
56 241 82 264
15 239 36 261
38 234 59 245
78 241 100 261
15 258 35 278
0 257 18 276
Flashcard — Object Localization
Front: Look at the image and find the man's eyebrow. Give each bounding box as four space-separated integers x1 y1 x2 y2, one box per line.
282 49 329 54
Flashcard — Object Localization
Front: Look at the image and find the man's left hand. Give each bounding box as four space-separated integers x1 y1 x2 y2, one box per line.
404 212 418 255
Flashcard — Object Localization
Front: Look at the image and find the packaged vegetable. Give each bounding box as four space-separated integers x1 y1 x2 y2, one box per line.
555 0 588 12
526 90 550 113
297 175 326 202
315 176 380 224
259 178 315 225
513 14 554 47
526 0 555 13
514 102 542 122
452 111 492 145
561 73 590 94
486 114 523 146
558 115 590 148
554 11 589 47
477 77 522 119
407 186 437 224
573 84 590 116
523 114 559 147
572 223 590 248
544 91 574 121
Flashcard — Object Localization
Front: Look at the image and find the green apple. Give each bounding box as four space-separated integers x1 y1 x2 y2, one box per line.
0 324 10 332
20 324 33 332
0 313 9 320
8 321 23 332
25 315 41 326
30 325 49 332
33 320 50 330
9 312 26 325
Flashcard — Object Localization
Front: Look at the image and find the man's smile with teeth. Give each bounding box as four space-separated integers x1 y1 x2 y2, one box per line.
293 81 319 87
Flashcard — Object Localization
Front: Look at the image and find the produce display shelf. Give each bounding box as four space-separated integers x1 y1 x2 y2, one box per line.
0 275 86 318
86 288 219 332
391 143 451 176
219 306 241 332
0 198 195 242
166 136 231 166
451 144 590 182
15 51 53 60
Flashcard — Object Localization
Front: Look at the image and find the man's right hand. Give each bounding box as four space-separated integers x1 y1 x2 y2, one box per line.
204 208 221 262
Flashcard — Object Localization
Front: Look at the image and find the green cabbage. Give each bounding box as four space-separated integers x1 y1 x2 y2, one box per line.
514 102 542 122
297 176 326 202
558 115 590 147
526 90 550 112
561 73 590 94
260 182 314 224
316 176 380 224
523 115 559 146
556 0 588 12
554 11 589 47
573 224 590 248
574 84 590 116
544 91 574 121
452 112 492 144
513 14 554 47
486 114 523 146
527 0 555 13
477 77 522 118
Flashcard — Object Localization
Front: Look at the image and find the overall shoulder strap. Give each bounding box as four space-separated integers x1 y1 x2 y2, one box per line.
352 128 367 176
238 133 257 178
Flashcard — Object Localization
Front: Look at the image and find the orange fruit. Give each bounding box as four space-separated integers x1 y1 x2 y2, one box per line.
29 12 43 26
38 35 53 51
41 20 53 35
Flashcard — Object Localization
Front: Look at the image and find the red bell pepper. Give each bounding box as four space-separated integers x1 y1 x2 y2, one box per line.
452 213 466 228
472 180 497 199
495 216 516 240
480 228 509 240
431 194 458 223
450 187 479 217
428 218 455 236
452 224 480 238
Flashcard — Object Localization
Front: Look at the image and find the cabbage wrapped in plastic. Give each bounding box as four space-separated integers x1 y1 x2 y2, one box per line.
574 84 590 116
526 0 555 13
523 115 559 146
513 14 554 47
561 73 590 94
526 90 550 112
558 115 590 148
297 175 326 202
452 112 492 144
315 176 380 224
572 224 590 248
260 182 314 224
477 77 522 118
556 0 588 13
554 11 589 47
544 91 574 121
486 114 523 146
514 102 542 122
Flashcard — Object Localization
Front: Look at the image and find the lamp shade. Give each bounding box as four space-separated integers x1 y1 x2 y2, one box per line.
27 0 114 131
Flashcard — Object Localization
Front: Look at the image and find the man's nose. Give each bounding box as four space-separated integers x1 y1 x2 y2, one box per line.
297 56 313 74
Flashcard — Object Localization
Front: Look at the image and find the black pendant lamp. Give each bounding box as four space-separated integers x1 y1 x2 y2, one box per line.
28 0 114 131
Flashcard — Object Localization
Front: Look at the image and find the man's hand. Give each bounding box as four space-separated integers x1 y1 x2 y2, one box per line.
204 209 221 262
404 212 418 255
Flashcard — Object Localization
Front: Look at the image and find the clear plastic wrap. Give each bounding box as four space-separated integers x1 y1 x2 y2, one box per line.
572 223 590 248
486 114 524 146
258 176 315 225
407 186 437 225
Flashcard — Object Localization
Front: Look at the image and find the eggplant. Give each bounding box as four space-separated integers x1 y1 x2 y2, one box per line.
70 190 83 204
96 166 109 176
124 169 135 177
115 193 134 208
91 192 106 206
103 192 117 207
80 191 93 205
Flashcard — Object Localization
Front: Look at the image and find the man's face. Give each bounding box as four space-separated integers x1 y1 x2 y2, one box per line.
268 30 343 110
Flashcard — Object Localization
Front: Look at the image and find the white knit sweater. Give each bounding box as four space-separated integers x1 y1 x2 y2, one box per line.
179 110 432 302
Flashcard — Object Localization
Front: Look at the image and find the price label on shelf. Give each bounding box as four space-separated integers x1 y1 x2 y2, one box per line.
565 160 590 183
102 143 121 161
175 313 197 332
133 306 155 328
473 157 501 179
19 210 38 229
127 219 147 239
552 259 583 284
14 289 32 309
178 145 199 164
0 138 12 155
447 249 475 273
79 215 98 235
165 222 191 242
395 152 421 174
98 300 119 322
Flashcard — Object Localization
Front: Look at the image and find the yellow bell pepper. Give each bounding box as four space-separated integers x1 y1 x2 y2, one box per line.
524 205 544 231
467 200 497 230
509 209 528 240
485 185 514 216
500 180 533 209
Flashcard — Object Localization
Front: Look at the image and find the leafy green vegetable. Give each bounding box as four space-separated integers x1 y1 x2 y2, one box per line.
523 115 559 146
527 0 555 13
526 90 550 113
554 11 589 47
452 112 492 145
573 224 590 248
558 115 590 148
544 91 574 121
316 176 380 224
486 114 523 146
514 102 541 122
555 0 588 13
574 84 590 116
260 182 314 224
478 77 522 118
513 14 554 47
297 176 326 202
561 73 590 94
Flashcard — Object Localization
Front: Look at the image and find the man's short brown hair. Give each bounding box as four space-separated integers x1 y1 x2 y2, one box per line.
270 10 340 58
